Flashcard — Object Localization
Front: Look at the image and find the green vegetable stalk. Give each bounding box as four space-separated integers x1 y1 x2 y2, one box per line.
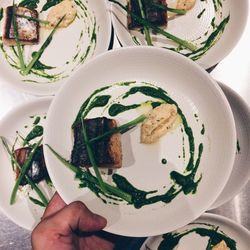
12 5 26 72
89 114 146 143
46 144 132 203
81 119 107 193
22 15 65 76
15 14 50 25
137 0 153 46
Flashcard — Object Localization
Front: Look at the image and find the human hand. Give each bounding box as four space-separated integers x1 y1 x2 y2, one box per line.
31 192 114 250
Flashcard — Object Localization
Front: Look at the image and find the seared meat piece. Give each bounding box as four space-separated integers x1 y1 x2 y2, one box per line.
128 0 168 30
71 117 122 169
3 6 39 46
14 146 49 186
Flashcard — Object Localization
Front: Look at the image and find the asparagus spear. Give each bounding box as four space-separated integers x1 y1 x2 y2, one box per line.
12 4 26 71
15 14 50 25
137 0 153 45
81 119 107 193
89 114 146 143
21 15 65 75
46 144 132 203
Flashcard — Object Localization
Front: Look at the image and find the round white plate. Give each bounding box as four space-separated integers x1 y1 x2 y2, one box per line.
110 0 248 69
44 46 236 237
0 0 111 95
0 97 54 230
140 213 250 249
210 83 250 209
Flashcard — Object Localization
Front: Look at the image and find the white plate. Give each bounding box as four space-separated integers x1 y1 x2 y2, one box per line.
110 0 248 69
210 83 250 209
0 97 54 230
44 46 236 237
0 0 111 95
140 213 250 249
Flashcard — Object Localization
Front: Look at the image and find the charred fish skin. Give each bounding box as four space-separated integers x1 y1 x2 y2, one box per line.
14 146 49 186
3 6 39 46
71 117 122 169
128 0 168 30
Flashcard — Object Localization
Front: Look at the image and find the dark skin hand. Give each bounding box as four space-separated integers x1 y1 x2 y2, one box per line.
31 192 115 250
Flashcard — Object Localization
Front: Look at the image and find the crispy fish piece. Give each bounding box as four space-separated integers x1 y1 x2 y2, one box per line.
3 6 39 46
128 0 168 30
71 117 122 169
14 146 49 186
141 103 178 144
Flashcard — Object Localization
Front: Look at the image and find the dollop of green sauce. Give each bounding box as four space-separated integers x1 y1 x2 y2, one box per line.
23 125 43 146
158 223 237 250
161 158 167 164
109 103 140 116
19 0 40 9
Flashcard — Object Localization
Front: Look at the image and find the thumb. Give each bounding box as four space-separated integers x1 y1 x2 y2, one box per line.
42 192 66 219
43 201 107 233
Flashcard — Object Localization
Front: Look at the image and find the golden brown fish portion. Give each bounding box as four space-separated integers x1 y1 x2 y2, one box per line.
3 6 39 46
71 117 122 169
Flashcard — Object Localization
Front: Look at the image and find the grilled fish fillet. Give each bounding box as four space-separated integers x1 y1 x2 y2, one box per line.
141 103 178 144
14 146 49 186
128 0 168 30
3 6 39 46
71 117 122 169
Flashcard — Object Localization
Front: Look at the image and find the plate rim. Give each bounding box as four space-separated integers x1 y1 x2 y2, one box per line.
210 82 250 209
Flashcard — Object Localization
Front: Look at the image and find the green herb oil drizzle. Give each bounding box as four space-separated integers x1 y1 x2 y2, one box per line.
197 8 206 19
19 0 40 9
72 82 204 208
